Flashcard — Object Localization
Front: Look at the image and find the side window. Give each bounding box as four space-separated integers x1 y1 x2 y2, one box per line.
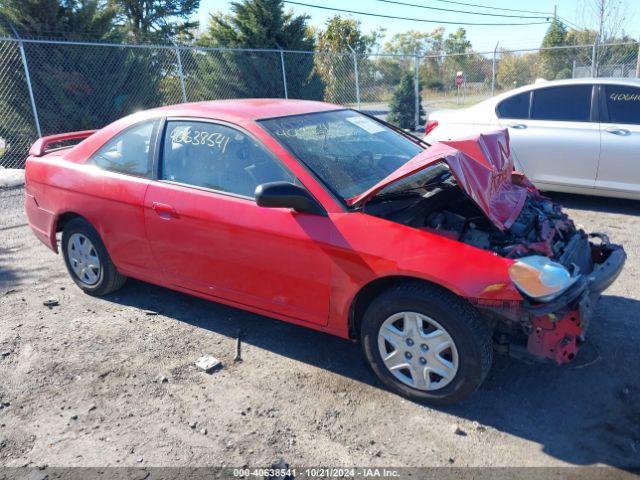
603 85 640 124
161 121 295 198
531 85 593 122
91 120 159 176
496 91 530 119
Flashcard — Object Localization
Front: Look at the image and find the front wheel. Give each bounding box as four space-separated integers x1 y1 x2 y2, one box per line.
61 217 127 296
360 282 493 405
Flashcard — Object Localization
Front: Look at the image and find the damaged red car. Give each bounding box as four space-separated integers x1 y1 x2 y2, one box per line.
25 100 626 404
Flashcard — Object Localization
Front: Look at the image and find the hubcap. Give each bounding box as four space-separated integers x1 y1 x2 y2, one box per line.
377 311 459 391
67 233 101 286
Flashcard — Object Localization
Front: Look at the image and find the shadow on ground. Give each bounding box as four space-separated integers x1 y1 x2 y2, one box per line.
2 190 638 467
548 192 640 215
107 279 640 469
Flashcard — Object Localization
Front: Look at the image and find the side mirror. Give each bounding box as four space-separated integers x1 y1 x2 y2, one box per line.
255 181 326 216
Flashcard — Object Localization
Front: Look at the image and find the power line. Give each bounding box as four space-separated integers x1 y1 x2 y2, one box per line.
371 0 551 19
283 1 551 26
427 0 552 16
557 16 583 30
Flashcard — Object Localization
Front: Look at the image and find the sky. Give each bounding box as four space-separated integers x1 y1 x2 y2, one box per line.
196 0 640 52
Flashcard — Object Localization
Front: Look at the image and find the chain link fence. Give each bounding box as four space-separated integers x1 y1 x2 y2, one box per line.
0 31 639 237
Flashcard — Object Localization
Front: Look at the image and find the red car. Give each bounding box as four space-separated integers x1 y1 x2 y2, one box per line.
25 99 625 404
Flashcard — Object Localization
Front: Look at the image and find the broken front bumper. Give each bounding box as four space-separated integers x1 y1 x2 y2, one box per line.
523 241 626 364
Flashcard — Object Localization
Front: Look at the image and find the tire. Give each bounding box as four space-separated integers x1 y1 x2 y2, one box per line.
61 217 127 296
360 282 492 405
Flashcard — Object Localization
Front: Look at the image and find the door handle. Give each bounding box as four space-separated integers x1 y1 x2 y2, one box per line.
152 202 178 219
507 123 527 129
605 127 630 136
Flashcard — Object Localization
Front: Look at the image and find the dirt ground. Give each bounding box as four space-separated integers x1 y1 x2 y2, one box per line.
1 189 639 469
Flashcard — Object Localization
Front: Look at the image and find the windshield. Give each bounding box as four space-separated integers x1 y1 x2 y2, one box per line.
259 110 423 201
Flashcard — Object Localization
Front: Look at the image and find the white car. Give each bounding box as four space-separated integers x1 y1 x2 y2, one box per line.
424 78 640 200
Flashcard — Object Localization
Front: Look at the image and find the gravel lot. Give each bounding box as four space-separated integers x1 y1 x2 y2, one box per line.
0 188 639 469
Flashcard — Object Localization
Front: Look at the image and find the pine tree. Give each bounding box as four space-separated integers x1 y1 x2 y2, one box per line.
0 1 120 167
539 19 571 79
387 73 424 130
0 0 169 168
112 0 200 41
198 0 322 99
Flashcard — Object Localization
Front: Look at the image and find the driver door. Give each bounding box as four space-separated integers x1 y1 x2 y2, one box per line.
144 119 333 326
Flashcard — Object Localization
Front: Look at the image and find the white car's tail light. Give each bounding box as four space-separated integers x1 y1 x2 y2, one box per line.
425 120 439 135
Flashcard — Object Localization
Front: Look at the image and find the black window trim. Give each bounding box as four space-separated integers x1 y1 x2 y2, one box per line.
89 118 162 179
154 116 320 208
590 84 599 122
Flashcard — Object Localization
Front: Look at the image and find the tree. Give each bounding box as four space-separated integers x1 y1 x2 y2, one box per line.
444 28 471 55
0 0 177 171
0 1 154 167
197 0 322 99
0 0 117 39
584 0 629 42
314 15 379 103
383 30 442 57
111 0 200 41
539 18 571 79
380 29 444 88
442 28 473 84
387 72 424 129
496 52 536 89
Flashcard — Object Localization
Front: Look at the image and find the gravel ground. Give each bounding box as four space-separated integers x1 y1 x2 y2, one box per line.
0 188 639 469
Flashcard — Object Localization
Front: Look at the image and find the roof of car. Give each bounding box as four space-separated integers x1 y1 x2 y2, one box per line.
528 77 640 86
149 98 343 122
489 77 640 103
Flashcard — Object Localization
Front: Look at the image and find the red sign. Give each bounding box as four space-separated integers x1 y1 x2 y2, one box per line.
455 72 464 86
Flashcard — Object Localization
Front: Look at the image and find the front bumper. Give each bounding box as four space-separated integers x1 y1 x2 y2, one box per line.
523 240 626 364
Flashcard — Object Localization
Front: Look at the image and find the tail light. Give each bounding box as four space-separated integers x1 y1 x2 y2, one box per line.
425 120 439 135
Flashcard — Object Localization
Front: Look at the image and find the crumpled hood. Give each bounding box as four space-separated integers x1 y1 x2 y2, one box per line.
347 129 528 231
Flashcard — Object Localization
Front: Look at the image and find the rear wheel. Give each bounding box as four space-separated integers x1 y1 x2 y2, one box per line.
360 282 492 405
61 218 126 296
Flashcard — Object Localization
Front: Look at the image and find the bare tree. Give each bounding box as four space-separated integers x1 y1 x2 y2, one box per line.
578 0 631 41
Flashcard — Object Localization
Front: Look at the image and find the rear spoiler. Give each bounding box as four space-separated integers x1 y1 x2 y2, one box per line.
29 130 97 157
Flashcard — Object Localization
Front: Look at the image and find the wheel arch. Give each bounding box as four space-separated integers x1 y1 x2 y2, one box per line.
55 211 88 234
347 275 464 339
53 212 98 253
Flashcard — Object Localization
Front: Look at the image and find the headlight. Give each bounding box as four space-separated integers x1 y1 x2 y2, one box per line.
508 255 579 302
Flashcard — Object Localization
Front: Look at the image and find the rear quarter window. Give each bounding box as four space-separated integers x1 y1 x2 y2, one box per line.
496 91 530 119
90 120 160 177
603 85 640 124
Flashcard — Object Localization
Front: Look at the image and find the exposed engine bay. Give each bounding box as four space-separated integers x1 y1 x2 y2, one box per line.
363 161 627 365
364 163 594 276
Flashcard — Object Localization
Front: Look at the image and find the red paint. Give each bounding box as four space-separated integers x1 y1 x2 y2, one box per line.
29 130 97 157
527 312 583 364
349 130 527 231
24 99 523 340
424 120 439 136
